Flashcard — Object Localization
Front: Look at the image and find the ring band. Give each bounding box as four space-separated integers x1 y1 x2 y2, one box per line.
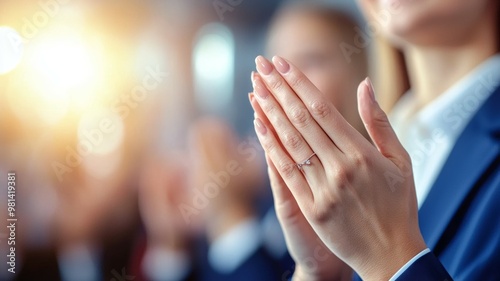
297 153 316 170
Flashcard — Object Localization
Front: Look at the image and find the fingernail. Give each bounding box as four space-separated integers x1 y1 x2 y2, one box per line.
251 71 257 85
272 56 290 74
254 118 267 135
253 76 269 99
256 56 273 75
249 93 258 112
366 77 376 103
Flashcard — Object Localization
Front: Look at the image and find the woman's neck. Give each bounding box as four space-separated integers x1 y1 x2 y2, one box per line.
404 11 498 108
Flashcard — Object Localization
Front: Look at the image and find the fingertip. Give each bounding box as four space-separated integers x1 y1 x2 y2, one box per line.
272 55 290 74
256 55 273 75
357 78 367 99
248 92 254 103
366 77 376 103
357 78 374 103
248 92 259 112
357 78 370 116
251 71 258 84
254 117 267 135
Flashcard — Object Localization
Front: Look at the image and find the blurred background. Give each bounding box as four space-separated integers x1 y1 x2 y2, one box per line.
0 0 366 280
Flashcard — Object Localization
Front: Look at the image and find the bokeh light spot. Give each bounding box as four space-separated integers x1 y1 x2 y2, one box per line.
0 26 24 75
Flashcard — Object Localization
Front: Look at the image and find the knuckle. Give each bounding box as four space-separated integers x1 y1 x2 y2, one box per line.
331 168 353 187
371 109 391 129
395 155 413 177
352 151 369 168
311 198 338 223
283 132 303 150
277 161 297 179
310 100 331 119
312 209 329 223
261 139 277 154
288 73 306 90
265 106 284 125
274 200 300 223
269 77 285 92
402 150 412 164
263 101 278 116
289 106 310 128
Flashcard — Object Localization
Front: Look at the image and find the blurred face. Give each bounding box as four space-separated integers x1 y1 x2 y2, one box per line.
267 12 362 127
357 0 494 46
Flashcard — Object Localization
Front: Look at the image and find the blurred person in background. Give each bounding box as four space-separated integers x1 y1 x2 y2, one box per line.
188 117 280 281
136 153 197 281
136 117 281 281
249 0 500 279
9 137 139 281
266 2 369 140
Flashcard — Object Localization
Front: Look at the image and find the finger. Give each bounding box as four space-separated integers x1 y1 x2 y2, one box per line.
252 75 319 165
358 78 411 171
254 117 314 203
265 154 295 210
256 55 369 153
252 75 328 188
265 155 309 227
250 92 285 162
249 91 275 136
250 73 284 141
253 58 343 161
265 155 327 264
251 87 327 195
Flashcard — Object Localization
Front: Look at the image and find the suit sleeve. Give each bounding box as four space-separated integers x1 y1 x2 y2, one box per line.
394 252 453 281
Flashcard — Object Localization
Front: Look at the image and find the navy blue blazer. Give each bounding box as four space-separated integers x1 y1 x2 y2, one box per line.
355 84 500 280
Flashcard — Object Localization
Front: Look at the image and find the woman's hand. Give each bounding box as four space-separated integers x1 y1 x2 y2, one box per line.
250 55 427 280
250 95 353 281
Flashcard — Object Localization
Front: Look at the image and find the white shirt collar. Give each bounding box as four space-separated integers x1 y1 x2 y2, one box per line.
390 54 500 206
392 54 500 141
208 218 262 274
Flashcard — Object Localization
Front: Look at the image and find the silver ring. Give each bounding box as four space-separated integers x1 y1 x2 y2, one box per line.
297 153 316 170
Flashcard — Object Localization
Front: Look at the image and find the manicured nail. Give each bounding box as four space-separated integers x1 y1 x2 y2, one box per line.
249 93 258 113
366 77 376 103
254 118 267 135
248 93 256 105
272 56 290 74
255 56 273 75
253 76 269 99
251 71 257 85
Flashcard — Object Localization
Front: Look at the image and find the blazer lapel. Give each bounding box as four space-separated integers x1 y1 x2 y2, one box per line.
418 85 500 252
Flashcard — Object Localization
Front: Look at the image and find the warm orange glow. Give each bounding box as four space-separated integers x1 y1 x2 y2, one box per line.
4 24 123 127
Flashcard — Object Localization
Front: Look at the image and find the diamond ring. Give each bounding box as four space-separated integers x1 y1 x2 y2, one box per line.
297 153 316 170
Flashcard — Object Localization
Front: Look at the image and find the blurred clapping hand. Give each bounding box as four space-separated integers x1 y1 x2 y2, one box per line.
138 154 194 251
138 153 196 281
188 117 265 241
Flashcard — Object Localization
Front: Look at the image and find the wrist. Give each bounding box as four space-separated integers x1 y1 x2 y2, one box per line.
356 234 427 281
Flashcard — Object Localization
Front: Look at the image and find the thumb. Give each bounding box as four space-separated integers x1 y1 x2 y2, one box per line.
357 78 409 168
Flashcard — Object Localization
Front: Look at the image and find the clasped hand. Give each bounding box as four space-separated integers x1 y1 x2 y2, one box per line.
249 55 427 281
